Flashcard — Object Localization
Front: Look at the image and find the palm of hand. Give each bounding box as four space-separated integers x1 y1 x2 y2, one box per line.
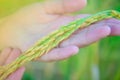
1 4 78 51
0 4 83 62
1 2 120 62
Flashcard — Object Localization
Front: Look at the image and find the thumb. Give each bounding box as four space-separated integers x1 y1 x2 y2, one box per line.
42 0 87 14
23 0 87 15
13 0 87 23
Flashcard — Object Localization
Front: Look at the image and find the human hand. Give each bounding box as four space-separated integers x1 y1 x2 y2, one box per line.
0 48 25 80
0 0 120 62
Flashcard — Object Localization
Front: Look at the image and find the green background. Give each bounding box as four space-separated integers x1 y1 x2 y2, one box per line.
0 0 120 80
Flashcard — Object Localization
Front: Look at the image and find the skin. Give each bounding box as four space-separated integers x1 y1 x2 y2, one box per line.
0 0 120 79
0 48 25 80
0 0 120 62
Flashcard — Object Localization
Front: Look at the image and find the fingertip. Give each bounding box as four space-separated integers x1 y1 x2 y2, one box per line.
58 46 79 59
87 25 111 43
88 25 111 39
67 46 79 55
98 25 111 37
105 18 120 35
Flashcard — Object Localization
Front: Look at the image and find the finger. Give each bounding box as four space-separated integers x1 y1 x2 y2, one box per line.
42 0 87 14
52 14 111 48
39 46 79 62
44 0 87 14
6 67 25 80
4 48 25 80
20 0 87 22
105 18 120 35
4 48 21 65
0 48 12 65
52 14 90 30
60 23 111 48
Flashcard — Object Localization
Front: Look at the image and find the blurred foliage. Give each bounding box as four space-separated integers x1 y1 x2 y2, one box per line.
0 0 120 80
